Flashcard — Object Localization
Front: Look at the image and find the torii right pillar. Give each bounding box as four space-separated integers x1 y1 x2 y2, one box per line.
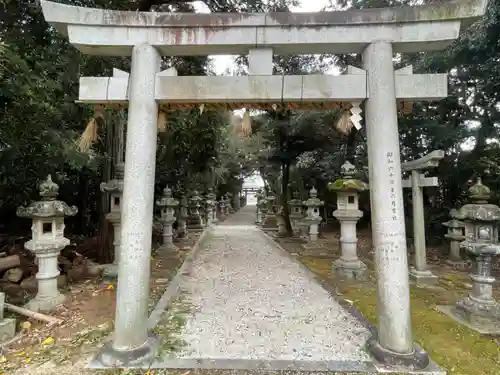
363 43 420 364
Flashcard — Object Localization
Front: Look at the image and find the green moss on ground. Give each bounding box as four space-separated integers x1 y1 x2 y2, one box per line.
152 293 191 358
301 257 500 375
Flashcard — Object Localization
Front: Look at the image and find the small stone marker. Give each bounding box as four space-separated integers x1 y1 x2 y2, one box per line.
0 292 16 343
402 150 444 285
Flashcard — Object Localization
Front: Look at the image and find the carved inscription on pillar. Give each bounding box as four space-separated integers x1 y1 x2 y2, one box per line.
386 151 398 221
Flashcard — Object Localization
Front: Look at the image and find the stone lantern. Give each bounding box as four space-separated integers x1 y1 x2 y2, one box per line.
100 162 124 277
156 186 179 252
452 178 500 332
206 188 217 224
275 206 287 237
225 194 233 214
302 187 323 242
255 190 264 225
257 192 268 226
186 190 203 231
442 208 466 266
219 196 227 217
329 161 369 279
176 194 188 239
288 191 303 237
16 175 77 313
262 192 278 229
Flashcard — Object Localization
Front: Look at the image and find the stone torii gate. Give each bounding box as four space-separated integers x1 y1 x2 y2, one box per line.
40 0 487 369
402 150 445 285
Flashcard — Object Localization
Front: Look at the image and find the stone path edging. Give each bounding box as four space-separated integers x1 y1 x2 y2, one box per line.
148 227 212 329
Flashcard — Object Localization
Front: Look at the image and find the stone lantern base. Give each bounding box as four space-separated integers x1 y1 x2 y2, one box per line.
186 215 203 231
409 267 439 286
262 213 278 230
102 211 121 279
25 240 68 313
332 258 367 280
436 301 500 335
25 291 66 314
455 296 500 331
159 218 178 253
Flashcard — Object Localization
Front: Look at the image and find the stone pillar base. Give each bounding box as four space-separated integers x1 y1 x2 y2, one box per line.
332 259 367 280
25 292 66 313
0 318 16 343
96 334 159 367
367 336 429 370
409 267 438 286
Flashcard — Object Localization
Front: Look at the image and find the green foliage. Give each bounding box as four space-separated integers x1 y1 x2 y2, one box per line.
0 0 298 238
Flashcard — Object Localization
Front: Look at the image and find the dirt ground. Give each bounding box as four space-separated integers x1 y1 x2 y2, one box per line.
0 232 201 375
272 226 500 375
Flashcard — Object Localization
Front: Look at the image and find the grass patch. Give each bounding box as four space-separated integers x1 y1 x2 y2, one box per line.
302 257 500 375
152 292 191 358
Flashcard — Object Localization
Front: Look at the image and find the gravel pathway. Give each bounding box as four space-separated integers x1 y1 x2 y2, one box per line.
173 206 371 363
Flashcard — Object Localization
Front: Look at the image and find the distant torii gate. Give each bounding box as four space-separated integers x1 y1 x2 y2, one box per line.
40 0 487 369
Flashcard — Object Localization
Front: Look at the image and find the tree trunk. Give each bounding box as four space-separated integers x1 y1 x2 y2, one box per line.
96 116 115 264
346 127 358 163
281 161 293 235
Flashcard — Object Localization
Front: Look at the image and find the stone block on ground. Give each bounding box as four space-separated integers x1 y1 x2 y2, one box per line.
0 292 16 343
332 259 367 281
0 317 16 343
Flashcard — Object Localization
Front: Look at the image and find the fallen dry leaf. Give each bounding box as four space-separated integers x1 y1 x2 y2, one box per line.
41 337 54 346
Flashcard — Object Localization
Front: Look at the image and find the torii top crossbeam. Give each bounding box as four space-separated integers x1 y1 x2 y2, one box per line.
41 0 486 56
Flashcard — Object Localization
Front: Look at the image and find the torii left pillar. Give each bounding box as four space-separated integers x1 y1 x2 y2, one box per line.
100 43 161 365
